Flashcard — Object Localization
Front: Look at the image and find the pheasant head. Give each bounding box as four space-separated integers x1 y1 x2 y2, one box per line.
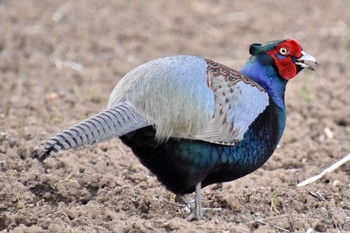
249 39 317 80
241 39 317 107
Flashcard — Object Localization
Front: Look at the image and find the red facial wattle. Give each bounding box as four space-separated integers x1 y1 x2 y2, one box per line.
272 56 297 80
267 39 303 80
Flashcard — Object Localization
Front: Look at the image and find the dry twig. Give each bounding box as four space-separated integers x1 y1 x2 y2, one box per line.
297 153 350 187
305 189 326 201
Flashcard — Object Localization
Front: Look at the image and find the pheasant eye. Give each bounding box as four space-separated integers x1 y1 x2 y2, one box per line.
279 47 288 55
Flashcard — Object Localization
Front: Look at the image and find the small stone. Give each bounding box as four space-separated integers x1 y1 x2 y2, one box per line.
0 132 7 141
214 218 220 224
89 159 97 165
98 142 109 151
333 180 341 187
0 160 8 170
46 92 59 101
9 137 17 147
324 127 334 139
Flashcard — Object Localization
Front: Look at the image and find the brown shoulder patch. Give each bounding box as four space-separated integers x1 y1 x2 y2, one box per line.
205 59 265 92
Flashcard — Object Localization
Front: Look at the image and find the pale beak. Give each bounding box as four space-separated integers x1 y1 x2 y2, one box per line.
296 51 318 71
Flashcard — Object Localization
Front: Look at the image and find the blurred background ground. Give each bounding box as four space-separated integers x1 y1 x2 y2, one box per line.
0 0 350 232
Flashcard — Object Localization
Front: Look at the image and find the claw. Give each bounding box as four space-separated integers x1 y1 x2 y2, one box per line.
176 182 203 220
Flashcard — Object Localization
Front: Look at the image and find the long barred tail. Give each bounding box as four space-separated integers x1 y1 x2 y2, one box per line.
35 102 149 162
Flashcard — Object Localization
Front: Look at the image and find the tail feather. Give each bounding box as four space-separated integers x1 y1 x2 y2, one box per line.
36 102 149 161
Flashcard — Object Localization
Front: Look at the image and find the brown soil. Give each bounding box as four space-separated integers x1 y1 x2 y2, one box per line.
1 1 350 232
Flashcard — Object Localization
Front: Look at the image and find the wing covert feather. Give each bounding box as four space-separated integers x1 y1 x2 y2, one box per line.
194 59 269 145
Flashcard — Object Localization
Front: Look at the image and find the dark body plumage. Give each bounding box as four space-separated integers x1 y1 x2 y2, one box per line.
121 99 283 195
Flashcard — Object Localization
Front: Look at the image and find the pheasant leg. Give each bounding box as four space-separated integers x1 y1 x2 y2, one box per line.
194 182 203 220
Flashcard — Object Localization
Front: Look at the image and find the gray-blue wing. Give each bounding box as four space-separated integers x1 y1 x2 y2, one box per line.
193 59 269 145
